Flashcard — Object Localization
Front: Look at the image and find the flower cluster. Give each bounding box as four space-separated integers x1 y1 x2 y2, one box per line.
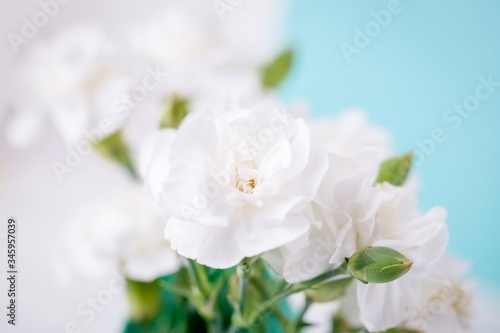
139 99 472 332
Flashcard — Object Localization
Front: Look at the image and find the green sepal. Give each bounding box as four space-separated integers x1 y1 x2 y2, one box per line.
376 152 413 186
160 94 189 129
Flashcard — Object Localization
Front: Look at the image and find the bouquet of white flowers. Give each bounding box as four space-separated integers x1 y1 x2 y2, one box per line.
132 96 472 333
89 51 472 331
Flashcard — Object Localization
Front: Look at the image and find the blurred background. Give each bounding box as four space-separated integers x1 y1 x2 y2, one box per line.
1 0 499 332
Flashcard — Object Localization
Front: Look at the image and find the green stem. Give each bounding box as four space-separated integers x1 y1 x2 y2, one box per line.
186 260 202 293
245 265 347 328
185 260 214 321
195 263 212 296
238 276 248 316
158 280 191 298
187 260 211 297
251 278 290 329
236 257 259 321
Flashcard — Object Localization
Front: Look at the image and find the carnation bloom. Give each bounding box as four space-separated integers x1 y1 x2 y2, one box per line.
141 105 328 268
297 257 475 333
5 26 130 147
404 256 475 333
58 187 181 282
273 151 448 331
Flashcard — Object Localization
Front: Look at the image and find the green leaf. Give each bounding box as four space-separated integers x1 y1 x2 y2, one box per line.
160 94 189 129
346 247 413 284
126 279 162 323
93 131 137 178
376 152 413 186
261 49 294 89
305 277 353 303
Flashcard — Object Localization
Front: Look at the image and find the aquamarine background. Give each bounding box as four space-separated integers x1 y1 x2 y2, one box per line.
281 0 500 285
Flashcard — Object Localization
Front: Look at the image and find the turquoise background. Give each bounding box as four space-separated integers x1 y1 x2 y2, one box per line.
281 0 500 285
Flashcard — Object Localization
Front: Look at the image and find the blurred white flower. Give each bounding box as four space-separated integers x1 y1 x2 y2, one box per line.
123 6 273 154
5 26 130 147
141 104 328 268
308 110 392 158
130 7 218 70
58 187 180 282
274 151 448 331
129 1 283 72
128 6 222 101
404 256 475 333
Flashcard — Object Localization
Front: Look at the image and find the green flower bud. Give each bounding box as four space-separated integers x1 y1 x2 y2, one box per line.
160 93 189 129
346 247 413 284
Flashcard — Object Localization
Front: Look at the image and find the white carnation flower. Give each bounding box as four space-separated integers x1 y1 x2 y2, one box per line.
6 26 130 147
274 151 448 331
58 187 181 282
141 104 328 268
299 256 474 333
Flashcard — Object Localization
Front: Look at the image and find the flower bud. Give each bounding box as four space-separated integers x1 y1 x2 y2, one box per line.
346 247 413 284
160 94 189 129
